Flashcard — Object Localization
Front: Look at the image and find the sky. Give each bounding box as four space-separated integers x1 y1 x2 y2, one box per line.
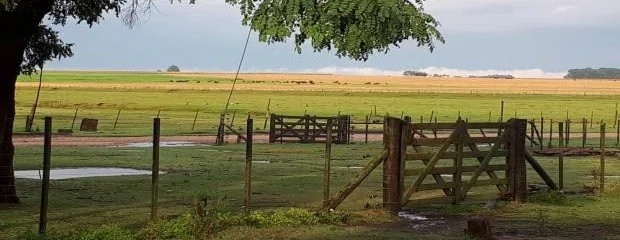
47 0 620 78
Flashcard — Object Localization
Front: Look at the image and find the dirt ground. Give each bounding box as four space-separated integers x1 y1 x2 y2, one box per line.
12 133 385 146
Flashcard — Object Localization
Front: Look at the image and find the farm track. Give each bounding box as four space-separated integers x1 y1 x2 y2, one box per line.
12 133 387 146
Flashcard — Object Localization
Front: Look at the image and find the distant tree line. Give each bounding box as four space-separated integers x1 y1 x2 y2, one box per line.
403 70 428 77
564 68 620 79
469 74 514 79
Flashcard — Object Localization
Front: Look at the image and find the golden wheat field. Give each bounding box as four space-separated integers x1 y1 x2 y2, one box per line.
16 72 620 95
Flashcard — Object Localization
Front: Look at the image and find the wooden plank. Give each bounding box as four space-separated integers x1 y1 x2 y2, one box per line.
225 124 247 142
404 164 507 176
411 136 498 146
454 128 465 204
411 122 507 130
460 131 506 196
524 151 558 190
464 134 507 193
411 146 454 196
323 150 388 210
405 150 506 161
402 126 460 204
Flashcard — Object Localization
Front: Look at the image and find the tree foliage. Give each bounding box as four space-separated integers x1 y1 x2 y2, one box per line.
0 0 444 204
564 68 620 79
226 0 444 61
167 65 180 72
12 0 443 76
21 25 73 74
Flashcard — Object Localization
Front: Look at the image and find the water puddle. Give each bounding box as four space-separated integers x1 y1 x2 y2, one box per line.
398 212 429 221
15 168 164 180
397 212 446 229
119 141 207 148
335 166 363 170
253 161 271 164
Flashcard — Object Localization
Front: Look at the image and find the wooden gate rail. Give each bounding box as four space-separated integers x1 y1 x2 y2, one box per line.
269 114 350 144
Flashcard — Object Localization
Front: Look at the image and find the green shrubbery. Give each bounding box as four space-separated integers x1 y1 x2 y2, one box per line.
528 191 568 205
15 208 348 240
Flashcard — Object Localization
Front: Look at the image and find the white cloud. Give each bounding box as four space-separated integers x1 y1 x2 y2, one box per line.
416 67 566 78
424 0 620 32
240 67 566 78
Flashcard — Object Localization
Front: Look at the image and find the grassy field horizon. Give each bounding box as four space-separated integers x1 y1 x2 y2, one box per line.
12 71 620 136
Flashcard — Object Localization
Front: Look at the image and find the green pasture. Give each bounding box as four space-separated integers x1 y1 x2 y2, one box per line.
17 71 230 83
14 87 620 137
1 142 620 239
4 71 620 239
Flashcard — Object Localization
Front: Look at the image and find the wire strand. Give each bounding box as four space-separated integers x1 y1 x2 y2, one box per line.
224 27 252 113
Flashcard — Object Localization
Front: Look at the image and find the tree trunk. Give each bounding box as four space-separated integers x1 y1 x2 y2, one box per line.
0 1 54 203
0 65 18 203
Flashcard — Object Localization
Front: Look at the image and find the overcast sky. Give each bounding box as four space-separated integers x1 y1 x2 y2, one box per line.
47 0 620 77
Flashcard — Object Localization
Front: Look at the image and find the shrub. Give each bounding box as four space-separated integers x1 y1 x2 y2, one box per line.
528 191 567 205
167 65 180 72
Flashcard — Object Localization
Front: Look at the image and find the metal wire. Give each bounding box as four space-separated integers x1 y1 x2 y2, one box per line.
224 27 253 113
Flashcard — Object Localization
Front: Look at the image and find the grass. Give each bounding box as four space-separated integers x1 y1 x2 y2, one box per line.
14 83 620 136
4 71 620 239
1 141 620 239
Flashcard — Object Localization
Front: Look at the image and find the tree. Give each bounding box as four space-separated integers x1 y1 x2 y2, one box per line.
167 65 180 72
0 0 443 203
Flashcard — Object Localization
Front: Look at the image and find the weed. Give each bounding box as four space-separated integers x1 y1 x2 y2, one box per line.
535 210 548 236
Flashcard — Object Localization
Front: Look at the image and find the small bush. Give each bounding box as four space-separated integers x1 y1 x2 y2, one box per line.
167 65 180 72
528 191 567 205
142 214 194 240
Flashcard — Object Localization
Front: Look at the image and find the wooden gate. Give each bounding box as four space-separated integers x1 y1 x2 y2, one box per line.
269 114 350 144
322 117 556 212
383 118 530 211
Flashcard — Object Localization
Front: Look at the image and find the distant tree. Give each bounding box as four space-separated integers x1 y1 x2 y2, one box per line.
564 68 620 79
167 65 180 72
0 0 444 203
403 70 428 77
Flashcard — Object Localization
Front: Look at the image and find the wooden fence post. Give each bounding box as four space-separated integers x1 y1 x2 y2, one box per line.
499 101 504 122
216 114 225 145
616 119 620 146
530 119 535 147
582 118 587 148
384 117 403 211
364 115 369 144
548 119 553 148
507 119 527 203
600 123 606 193
323 119 332 207
565 119 571 147
540 117 544 146
244 117 253 212
113 109 122 131
558 122 564 190
614 103 618 128
70 107 79 131
151 118 160 221
191 109 199 131
38 117 52 235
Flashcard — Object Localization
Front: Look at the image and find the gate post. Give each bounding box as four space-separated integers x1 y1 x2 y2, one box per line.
506 119 527 203
384 117 403 211
268 114 276 143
